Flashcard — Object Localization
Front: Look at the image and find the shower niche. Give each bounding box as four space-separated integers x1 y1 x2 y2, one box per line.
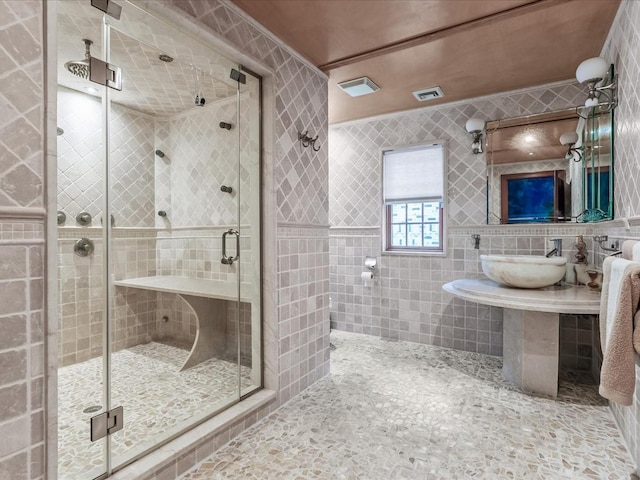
56 1 262 478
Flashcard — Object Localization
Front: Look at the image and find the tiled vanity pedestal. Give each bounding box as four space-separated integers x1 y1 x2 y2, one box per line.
443 279 600 398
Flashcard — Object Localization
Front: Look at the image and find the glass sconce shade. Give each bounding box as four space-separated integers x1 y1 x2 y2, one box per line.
559 132 579 146
465 118 485 133
576 57 609 83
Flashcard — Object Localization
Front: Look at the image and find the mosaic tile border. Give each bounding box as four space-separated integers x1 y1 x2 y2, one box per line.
277 224 330 239
0 221 45 240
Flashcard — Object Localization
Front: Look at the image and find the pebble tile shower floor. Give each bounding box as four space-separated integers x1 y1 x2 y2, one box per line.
181 330 634 480
58 342 252 480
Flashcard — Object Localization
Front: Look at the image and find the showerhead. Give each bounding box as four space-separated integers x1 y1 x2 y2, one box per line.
65 39 93 79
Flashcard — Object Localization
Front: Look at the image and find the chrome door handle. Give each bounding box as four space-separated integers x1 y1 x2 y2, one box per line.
221 229 240 265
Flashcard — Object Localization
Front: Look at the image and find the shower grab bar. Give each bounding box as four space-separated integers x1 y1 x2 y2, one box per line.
221 229 240 265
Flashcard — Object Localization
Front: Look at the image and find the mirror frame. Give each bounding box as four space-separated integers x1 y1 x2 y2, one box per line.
485 105 614 224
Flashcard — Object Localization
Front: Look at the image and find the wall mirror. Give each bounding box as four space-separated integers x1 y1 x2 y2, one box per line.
485 106 613 224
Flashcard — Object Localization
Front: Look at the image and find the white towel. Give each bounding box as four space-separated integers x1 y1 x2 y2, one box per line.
605 258 638 343
598 257 640 405
622 240 640 261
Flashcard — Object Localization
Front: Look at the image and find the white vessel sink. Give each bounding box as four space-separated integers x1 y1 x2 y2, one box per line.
480 254 567 289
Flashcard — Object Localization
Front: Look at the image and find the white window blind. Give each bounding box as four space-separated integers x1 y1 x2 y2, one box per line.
383 144 444 203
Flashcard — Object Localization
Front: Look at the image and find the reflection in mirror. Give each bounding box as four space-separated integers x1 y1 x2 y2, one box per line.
573 110 613 222
485 107 614 224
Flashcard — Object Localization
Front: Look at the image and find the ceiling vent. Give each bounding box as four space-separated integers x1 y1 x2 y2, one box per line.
337 77 380 97
412 86 445 102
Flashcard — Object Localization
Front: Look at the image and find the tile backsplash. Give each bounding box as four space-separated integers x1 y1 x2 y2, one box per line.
330 226 597 365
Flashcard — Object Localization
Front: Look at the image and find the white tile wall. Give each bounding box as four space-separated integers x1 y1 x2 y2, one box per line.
57 87 156 229
161 99 240 227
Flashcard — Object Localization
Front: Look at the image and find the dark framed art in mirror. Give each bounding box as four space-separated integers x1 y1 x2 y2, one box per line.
485 104 614 224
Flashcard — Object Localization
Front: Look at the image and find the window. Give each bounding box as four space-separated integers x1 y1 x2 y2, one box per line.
383 143 445 253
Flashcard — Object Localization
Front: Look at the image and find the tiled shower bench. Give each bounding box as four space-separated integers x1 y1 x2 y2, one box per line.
114 276 251 371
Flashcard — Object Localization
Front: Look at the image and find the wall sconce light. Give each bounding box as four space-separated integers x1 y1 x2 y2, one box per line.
576 57 617 111
465 118 485 154
559 131 583 162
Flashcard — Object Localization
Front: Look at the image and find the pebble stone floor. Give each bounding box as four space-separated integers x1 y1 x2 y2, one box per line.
58 342 253 480
181 330 635 480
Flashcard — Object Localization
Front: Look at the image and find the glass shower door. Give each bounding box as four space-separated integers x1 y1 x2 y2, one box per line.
56 1 109 478
102 1 245 471
237 69 262 395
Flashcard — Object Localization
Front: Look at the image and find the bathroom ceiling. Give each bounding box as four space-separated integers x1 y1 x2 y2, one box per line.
232 0 621 124
58 0 238 117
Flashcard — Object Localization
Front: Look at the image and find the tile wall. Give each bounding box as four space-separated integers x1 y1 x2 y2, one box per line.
168 0 329 226
0 1 46 479
167 0 331 405
328 82 598 361
156 98 239 228
57 87 155 228
329 83 584 229
0 224 46 480
57 87 156 365
114 0 331 476
276 227 330 403
597 0 640 471
0 1 44 210
57 228 159 366
330 224 597 367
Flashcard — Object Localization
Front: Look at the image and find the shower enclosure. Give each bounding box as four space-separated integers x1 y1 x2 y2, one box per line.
56 1 262 478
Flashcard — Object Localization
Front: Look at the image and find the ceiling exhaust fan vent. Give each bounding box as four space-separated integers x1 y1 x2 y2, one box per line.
337 77 380 97
412 86 445 102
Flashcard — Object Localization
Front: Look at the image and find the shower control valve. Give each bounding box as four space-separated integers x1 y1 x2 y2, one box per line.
74 238 95 257
76 211 92 226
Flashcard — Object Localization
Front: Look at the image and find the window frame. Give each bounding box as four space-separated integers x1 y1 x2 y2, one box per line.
381 141 447 256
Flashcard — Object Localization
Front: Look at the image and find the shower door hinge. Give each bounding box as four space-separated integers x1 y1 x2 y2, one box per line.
90 57 123 91
230 68 246 85
90 406 124 442
91 0 122 20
